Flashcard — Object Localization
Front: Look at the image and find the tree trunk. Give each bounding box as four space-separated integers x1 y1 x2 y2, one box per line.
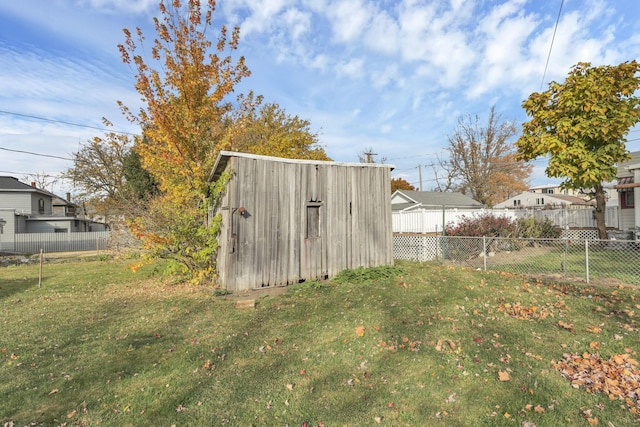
593 183 608 240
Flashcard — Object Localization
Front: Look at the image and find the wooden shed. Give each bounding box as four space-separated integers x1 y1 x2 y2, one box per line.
208 151 394 291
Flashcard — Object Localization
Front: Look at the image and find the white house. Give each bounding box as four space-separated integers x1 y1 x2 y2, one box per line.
493 192 595 210
0 176 108 252
614 151 640 232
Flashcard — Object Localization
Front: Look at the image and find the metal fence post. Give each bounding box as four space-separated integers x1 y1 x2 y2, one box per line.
563 237 568 277
483 236 487 271
585 238 590 284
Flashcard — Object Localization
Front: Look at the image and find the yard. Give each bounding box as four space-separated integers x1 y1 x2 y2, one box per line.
1 256 639 426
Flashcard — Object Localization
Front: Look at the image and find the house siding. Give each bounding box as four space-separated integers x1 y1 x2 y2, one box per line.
213 154 393 291
0 193 32 214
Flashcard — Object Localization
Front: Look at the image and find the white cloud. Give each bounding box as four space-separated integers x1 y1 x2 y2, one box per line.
364 9 401 54
235 0 289 36
371 63 400 89
326 0 373 43
76 0 156 13
337 57 365 78
283 8 312 40
469 2 538 98
308 53 331 71
395 1 476 86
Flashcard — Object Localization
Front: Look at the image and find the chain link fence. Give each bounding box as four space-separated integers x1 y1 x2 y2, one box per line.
394 233 640 286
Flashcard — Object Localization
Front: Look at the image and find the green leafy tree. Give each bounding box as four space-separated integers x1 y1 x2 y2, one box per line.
66 129 131 203
517 61 640 239
122 148 158 200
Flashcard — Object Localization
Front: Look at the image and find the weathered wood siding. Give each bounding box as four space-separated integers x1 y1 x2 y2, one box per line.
213 153 392 291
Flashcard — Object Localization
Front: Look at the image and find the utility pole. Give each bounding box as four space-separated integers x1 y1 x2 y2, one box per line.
418 164 423 191
364 150 376 164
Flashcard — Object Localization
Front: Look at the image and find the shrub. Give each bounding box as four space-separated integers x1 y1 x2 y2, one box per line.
515 216 561 238
445 212 518 237
445 213 561 239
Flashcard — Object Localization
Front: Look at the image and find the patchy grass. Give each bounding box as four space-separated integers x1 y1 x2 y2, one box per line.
1 259 638 426
484 243 640 286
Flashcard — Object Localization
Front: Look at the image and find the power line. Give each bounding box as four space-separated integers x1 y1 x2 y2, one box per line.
387 151 445 161
540 0 564 90
0 110 139 136
0 146 72 161
0 170 65 176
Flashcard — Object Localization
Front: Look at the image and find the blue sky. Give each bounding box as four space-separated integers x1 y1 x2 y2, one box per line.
1 0 639 196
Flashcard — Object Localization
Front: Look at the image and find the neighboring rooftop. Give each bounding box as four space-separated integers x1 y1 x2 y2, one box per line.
0 176 57 197
392 190 484 210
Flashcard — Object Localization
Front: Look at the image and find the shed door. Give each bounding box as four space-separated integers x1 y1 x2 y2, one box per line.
302 202 326 280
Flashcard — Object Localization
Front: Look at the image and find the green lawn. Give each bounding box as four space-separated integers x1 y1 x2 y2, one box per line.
460 241 640 286
1 257 638 426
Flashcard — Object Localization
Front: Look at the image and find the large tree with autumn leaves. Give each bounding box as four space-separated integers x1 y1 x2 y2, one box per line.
113 0 328 283
437 106 532 207
517 61 640 239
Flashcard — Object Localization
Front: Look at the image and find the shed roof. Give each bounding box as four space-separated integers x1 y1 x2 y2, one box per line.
208 151 394 183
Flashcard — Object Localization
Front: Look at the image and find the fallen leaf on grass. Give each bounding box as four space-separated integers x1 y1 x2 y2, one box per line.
558 320 575 333
49 389 59 395
498 371 510 381
355 325 365 337
497 303 551 320
555 352 640 415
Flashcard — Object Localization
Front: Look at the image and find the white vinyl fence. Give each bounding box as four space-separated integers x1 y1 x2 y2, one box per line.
392 207 619 234
392 208 515 234
13 231 110 253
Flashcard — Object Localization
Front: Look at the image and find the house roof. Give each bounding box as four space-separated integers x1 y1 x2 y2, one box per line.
494 191 595 208
392 190 484 210
0 176 58 198
549 194 595 206
208 151 394 183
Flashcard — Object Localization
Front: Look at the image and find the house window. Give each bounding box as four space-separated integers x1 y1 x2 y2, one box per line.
536 198 545 205
513 200 521 207
623 191 635 208
38 198 45 214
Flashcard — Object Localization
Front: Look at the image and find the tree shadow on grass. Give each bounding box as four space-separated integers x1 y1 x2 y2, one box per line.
0 277 40 299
